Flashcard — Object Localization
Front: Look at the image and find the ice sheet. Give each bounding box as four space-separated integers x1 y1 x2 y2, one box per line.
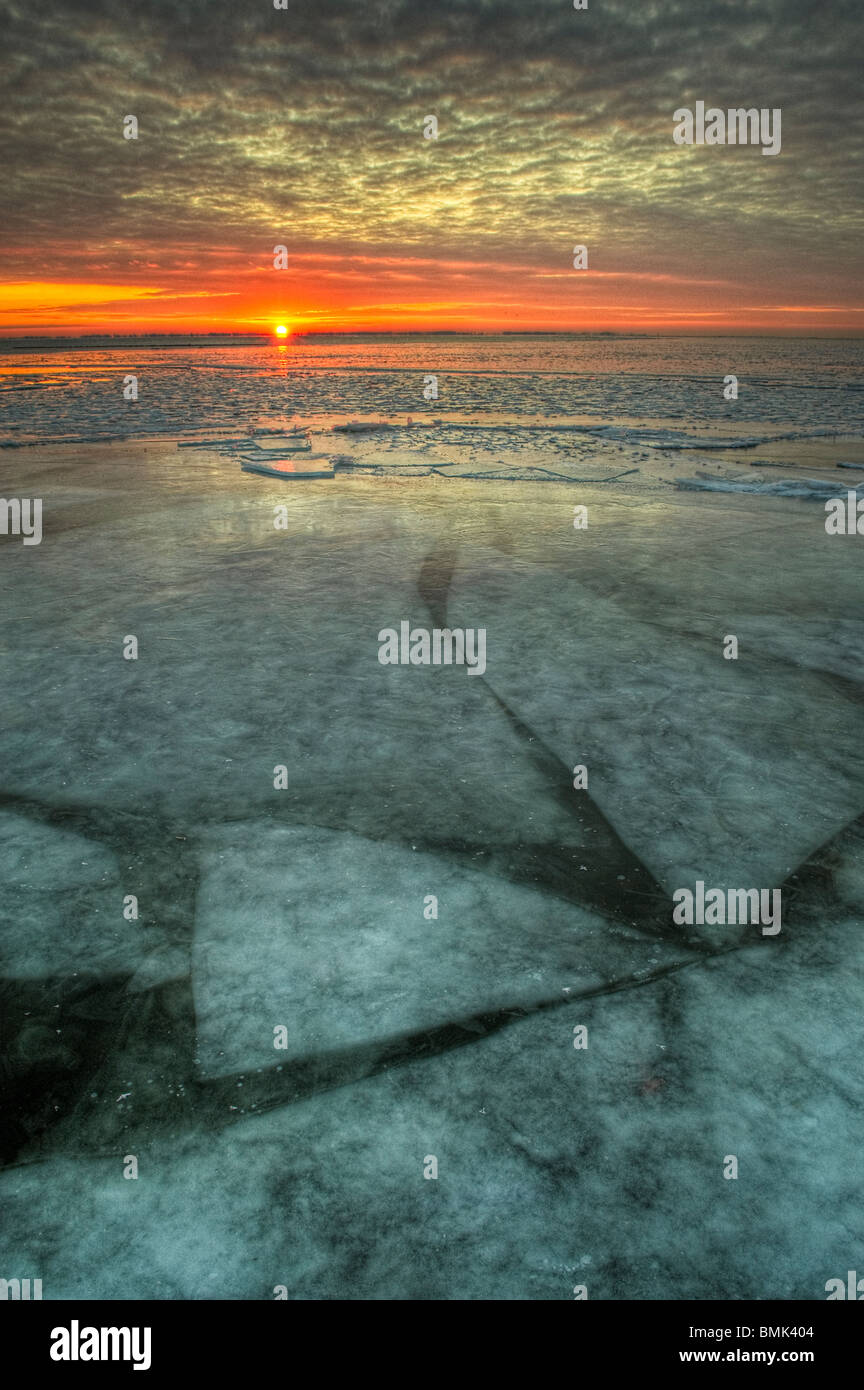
1 439 863 1299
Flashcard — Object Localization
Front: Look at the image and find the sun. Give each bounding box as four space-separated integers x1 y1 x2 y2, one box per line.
275 324 288 337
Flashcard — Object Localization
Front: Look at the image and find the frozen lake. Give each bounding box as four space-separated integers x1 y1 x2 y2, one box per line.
1 344 864 1298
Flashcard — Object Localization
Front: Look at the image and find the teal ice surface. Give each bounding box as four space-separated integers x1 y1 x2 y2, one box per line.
1 445 862 1298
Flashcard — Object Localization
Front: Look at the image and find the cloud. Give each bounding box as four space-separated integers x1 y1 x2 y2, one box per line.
0 0 861 329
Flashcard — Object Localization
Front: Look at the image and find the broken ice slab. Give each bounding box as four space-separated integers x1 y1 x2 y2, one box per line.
445 534 864 910
249 436 312 452
177 433 312 452
675 475 864 497
192 821 695 1074
240 456 334 479
252 426 305 436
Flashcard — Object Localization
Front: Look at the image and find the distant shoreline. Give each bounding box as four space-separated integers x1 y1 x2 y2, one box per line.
1 331 862 351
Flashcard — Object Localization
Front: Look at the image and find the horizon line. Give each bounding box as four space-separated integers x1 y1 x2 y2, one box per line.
2 330 863 344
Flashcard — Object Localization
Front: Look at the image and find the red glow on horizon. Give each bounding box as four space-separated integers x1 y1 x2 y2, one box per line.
0 267 861 338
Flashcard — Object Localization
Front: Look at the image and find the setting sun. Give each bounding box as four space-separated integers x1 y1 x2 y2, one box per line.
275 324 288 337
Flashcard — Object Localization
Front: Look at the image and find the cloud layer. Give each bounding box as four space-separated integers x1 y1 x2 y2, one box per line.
1 0 861 332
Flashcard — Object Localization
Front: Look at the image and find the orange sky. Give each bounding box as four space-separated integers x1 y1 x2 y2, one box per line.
2 261 862 337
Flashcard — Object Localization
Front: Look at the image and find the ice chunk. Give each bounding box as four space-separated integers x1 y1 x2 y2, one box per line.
191 821 692 1076
445 528 864 898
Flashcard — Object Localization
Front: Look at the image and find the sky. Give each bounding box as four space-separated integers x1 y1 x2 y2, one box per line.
0 0 862 336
